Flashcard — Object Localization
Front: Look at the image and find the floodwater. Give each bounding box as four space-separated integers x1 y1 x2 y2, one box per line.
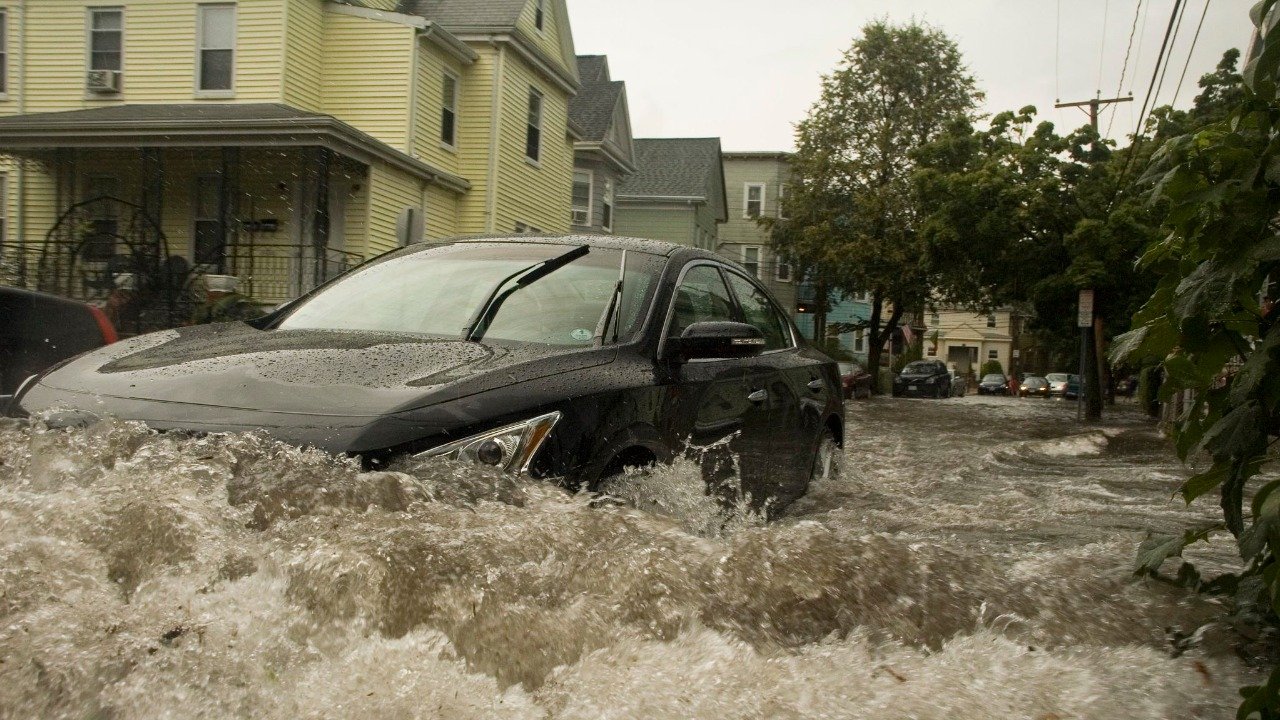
0 395 1259 719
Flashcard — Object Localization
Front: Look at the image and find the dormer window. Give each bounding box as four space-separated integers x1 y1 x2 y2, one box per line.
535 0 545 31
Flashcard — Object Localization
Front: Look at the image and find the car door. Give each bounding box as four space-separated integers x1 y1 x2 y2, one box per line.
720 270 824 504
657 264 755 493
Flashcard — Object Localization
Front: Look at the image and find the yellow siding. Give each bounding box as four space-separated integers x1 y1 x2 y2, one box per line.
515 0 571 77
423 184 458 240
493 52 572 233
455 47 498 233
282 0 324 111
17 0 285 112
413 41 463 176
365 162 423 257
0 3 21 118
322 11 414 151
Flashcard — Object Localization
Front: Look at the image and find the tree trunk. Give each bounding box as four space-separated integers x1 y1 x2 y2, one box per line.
1095 316 1113 406
813 279 828 344
865 295 905 394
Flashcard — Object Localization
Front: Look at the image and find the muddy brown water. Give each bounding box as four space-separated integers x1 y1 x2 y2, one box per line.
0 395 1259 718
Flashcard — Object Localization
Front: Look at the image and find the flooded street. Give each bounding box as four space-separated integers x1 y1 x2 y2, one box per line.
0 395 1257 719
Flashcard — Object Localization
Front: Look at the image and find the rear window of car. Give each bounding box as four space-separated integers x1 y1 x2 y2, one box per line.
1046 373 1069 382
838 362 862 374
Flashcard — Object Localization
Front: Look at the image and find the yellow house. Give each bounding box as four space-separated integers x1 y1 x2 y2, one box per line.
0 0 579 319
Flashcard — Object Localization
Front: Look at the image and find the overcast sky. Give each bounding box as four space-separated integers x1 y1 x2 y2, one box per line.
568 0 1256 152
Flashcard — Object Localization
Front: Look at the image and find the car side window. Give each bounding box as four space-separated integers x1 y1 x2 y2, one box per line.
723 271 790 351
668 265 736 337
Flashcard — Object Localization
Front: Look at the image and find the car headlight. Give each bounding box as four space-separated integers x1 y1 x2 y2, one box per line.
417 411 561 474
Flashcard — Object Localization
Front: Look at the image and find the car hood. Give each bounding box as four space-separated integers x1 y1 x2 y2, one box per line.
31 322 610 418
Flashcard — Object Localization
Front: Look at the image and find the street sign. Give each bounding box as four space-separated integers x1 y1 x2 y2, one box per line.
1077 289 1094 328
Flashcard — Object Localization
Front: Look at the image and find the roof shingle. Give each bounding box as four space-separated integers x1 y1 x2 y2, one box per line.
618 138 723 199
395 0 529 29
568 56 623 142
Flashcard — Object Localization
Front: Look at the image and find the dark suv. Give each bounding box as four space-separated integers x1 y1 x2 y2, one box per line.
892 360 952 398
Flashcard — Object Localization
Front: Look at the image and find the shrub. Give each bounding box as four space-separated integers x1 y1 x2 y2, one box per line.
979 360 1003 377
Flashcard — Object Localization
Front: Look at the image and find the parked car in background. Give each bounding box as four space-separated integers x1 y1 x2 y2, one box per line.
1065 374 1082 400
978 373 1008 395
1020 376 1051 398
1046 372 1072 398
948 370 967 397
892 360 952 398
10 235 845 513
838 361 873 400
1 286 116 408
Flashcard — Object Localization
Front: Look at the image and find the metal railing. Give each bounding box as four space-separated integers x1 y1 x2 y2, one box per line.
226 243 363 305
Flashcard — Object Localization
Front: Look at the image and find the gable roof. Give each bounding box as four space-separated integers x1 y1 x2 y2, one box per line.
619 138 727 222
395 0 527 29
569 56 623 140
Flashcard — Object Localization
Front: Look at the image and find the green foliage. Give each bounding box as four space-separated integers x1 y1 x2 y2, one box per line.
979 359 1004 377
816 337 853 361
1114 2 1280 715
770 20 979 382
890 342 923 374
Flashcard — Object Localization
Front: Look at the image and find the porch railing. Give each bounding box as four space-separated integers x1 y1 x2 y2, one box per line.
226 244 363 306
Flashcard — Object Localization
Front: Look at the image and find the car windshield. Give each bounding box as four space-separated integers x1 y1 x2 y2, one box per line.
1026 377 1047 386
277 242 663 346
982 374 1005 383
1046 373 1069 382
902 361 938 374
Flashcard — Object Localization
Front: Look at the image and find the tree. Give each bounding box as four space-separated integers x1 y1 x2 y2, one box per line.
1113 5 1280 716
769 21 978 388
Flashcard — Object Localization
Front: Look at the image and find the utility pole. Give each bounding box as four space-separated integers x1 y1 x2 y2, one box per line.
1055 94 1132 421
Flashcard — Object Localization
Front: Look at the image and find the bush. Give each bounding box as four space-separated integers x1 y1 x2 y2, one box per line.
979 360 1003 377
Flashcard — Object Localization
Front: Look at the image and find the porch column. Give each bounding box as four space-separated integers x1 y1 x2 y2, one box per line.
218 146 240 276
311 147 331 287
140 148 163 231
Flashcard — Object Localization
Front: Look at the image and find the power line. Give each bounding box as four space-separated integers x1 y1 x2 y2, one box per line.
1132 0 1185 141
1170 0 1212 108
1106 0 1146 136
1150 0 1190 121
1109 0 1185 209
1097 0 1112 93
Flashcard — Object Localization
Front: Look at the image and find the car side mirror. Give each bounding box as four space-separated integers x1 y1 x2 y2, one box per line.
665 321 765 362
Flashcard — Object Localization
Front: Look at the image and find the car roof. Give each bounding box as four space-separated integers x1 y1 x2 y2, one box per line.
449 233 695 258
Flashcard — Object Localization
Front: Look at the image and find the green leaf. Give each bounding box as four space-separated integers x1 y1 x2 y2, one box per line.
1135 525 1222 575
1181 464 1231 504
1230 328 1280 406
1198 401 1266 463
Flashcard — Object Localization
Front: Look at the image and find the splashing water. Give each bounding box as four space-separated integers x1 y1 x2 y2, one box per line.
0 397 1257 718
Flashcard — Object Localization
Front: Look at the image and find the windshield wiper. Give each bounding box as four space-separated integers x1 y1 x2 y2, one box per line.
461 244 590 342
592 249 627 345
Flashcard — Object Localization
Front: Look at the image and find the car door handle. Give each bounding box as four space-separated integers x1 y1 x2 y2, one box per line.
807 379 824 392
747 389 768 403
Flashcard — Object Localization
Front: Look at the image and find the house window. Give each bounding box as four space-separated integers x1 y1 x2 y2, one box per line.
601 179 614 231
744 183 764 219
514 222 542 234
927 345 937 357
931 312 939 326
89 9 123 73
534 0 545 31
193 176 224 266
853 328 866 353
525 88 542 162
987 313 997 328
988 349 998 359
571 169 592 226
742 246 760 277
441 72 458 147
197 4 235 93
0 10 8 95
775 256 792 282
777 184 789 220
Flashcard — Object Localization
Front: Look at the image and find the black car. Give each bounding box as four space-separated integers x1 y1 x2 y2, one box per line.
892 360 952 398
977 373 1008 395
10 236 844 511
1020 376 1051 398
2 286 117 408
